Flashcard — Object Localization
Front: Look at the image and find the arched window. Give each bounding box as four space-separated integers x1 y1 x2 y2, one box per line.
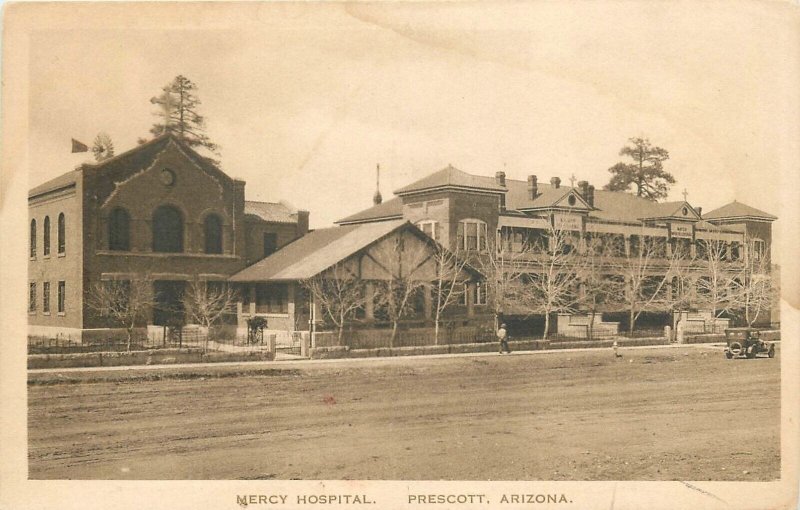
152 205 183 253
57 213 65 254
43 216 51 256
108 208 131 251
204 214 223 254
30 219 36 258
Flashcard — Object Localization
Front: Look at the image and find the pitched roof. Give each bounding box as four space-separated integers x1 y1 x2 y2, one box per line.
335 196 403 225
703 201 777 221
229 220 407 282
28 134 233 202
394 165 506 195
28 169 80 198
245 200 299 224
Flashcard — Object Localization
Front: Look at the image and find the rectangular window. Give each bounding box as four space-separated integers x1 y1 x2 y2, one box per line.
474 282 487 305
29 282 36 312
458 283 468 306
57 281 65 313
512 229 525 253
242 284 251 306
465 222 478 250
753 240 765 261
263 233 278 258
730 242 740 261
43 282 50 313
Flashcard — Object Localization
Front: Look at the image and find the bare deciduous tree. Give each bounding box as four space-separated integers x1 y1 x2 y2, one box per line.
431 244 470 344
86 276 155 351
303 262 367 345
615 232 681 334
183 279 238 327
580 235 623 340
692 236 741 330
729 241 775 327
519 225 585 340
476 232 527 332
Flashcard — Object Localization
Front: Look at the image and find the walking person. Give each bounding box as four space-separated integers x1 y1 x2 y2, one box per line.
497 323 511 354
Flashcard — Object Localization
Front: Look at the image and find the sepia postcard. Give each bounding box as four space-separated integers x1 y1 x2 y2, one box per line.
1 1 799 509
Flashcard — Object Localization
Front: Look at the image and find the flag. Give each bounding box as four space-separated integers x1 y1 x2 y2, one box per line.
71 138 88 153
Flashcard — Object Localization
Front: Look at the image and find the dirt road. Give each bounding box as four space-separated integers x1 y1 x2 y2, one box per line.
28 346 780 480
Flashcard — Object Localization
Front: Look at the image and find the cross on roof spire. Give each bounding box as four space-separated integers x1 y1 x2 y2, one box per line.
569 173 577 187
682 188 688 201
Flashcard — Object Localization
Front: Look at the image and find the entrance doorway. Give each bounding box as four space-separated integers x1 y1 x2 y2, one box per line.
153 280 186 326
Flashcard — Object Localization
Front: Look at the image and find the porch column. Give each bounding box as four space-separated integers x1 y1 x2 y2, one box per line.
287 284 296 331
365 281 375 320
624 235 631 257
466 282 475 317
249 284 256 315
423 282 433 320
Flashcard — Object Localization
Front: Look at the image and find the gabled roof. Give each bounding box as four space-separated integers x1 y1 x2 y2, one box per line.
229 220 407 282
28 134 233 202
394 165 506 195
335 196 403 225
245 200 300 224
507 182 591 211
703 201 777 221
29 169 80 198
637 201 700 221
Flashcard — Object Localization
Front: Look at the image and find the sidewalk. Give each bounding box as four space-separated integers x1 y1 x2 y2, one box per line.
27 341 729 375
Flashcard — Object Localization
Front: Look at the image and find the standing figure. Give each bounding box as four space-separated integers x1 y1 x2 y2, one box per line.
497 323 511 354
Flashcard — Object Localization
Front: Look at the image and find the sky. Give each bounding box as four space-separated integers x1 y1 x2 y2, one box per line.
26 2 797 233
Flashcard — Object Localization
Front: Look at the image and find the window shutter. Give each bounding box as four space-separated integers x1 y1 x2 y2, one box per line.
479 222 488 251
457 222 464 249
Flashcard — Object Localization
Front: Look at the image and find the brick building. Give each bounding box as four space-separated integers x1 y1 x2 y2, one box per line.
28 135 309 341
336 166 777 335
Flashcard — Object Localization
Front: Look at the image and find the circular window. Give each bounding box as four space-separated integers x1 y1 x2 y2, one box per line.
160 168 176 186
682 206 688 216
568 195 577 206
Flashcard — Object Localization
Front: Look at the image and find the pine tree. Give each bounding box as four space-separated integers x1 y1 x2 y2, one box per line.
604 137 675 201
149 75 220 159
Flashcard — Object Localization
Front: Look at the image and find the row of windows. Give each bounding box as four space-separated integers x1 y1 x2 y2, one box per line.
415 219 490 252
242 283 289 314
501 227 750 261
108 205 225 254
29 281 65 314
30 214 65 258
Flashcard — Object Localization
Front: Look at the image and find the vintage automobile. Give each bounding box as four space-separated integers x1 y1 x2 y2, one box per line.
724 327 775 359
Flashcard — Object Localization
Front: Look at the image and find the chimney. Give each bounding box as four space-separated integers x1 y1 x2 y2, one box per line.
527 175 538 200
696 206 702 217
586 185 595 207
551 176 561 189
495 171 506 187
577 180 589 198
296 210 310 238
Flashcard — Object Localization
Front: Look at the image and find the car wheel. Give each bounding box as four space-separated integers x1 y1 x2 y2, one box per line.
725 351 733 359
768 346 776 358
746 346 757 359
729 341 743 357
